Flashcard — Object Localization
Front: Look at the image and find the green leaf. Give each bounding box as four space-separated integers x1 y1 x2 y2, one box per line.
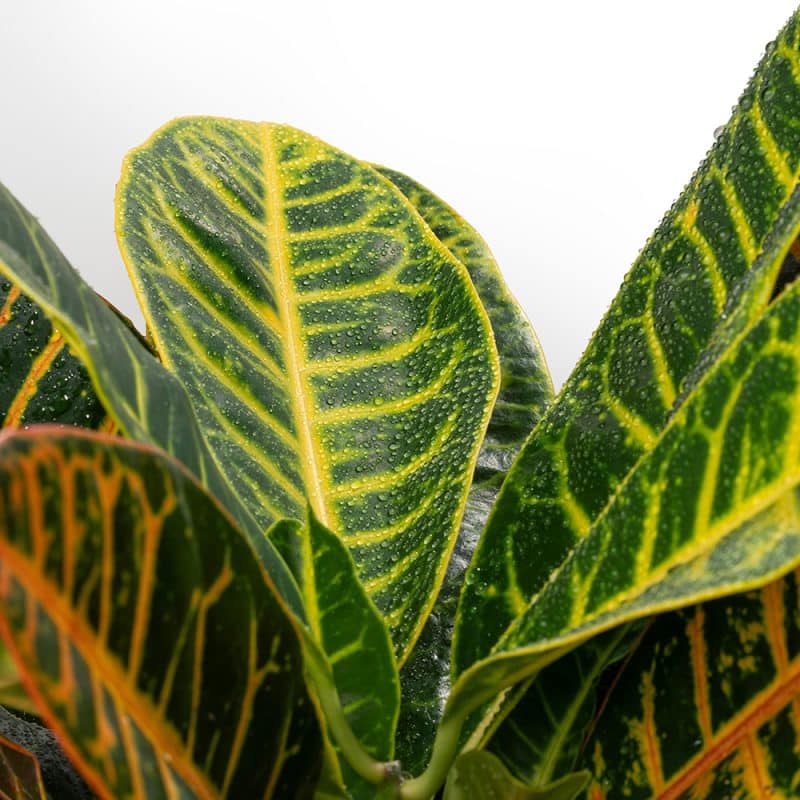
0 645 32 716
0 427 322 799
0 180 304 617
268 511 399 790
443 751 588 800
582 569 800 799
0 279 111 432
372 168 553 774
406 249 800 797
115 118 500 660
484 625 640 787
0 734 46 800
477 185 800 784
453 8 800 677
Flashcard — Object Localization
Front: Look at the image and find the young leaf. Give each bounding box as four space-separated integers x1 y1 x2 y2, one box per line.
372 167 554 774
0 181 304 616
268 512 400 785
407 269 800 798
582 570 800 799
0 280 110 431
443 751 588 800
115 118 500 659
453 8 800 676
0 428 322 799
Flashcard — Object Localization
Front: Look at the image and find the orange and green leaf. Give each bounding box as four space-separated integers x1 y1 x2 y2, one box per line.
0 734 45 800
583 569 800 799
0 428 322 799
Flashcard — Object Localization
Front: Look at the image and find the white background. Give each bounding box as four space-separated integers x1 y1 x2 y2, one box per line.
0 1 796 388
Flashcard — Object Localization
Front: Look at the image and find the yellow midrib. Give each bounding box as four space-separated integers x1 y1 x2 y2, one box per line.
260 124 330 527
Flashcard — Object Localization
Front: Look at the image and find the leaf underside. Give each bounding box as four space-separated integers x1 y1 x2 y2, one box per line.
0 428 322 799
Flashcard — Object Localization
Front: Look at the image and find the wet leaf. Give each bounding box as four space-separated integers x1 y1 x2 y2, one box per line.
115 119 500 660
454 9 800 678
0 428 322 798
373 168 553 774
269 511 399 794
0 181 303 617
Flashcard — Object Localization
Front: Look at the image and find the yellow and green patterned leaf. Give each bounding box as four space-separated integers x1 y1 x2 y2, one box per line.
0 428 323 799
0 734 45 800
115 118 500 659
582 569 800 799
453 8 800 677
480 199 800 787
406 249 800 797
268 511 399 794
443 751 588 800
0 181 304 616
372 167 554 774
0 279 111 432
484 625 641 788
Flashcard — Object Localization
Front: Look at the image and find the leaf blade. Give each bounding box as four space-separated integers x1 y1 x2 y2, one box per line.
582 570 800 799
115 118 500 659
453 9 800 676
0 428 322 799
372 167 554 773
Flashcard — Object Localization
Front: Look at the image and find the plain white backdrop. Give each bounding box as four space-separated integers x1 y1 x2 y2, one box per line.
0 1 797 387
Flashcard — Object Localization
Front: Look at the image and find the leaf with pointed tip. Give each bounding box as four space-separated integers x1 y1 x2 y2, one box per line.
466 184 800 789
443 751 588 800
0 181 303 615
268 511 399 794
406 268 800 798
115 118 500 660
0 428 322 799
453 9 800 678
371 167 554 774
0 735 46 800
582 569 800 799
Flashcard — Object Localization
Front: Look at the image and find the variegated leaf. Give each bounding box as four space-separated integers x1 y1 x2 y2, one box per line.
404 246 800 798
0 734 45 800
0 428 322 799
0 181 303 616
269 511 399 796
373 167 553 774
115 118 500 659
453 7 800 677
582 570 800 799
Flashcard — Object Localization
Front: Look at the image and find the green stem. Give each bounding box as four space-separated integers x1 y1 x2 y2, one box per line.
398 713 464 799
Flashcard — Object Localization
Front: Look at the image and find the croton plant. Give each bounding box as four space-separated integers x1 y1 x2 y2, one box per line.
0 11 799 800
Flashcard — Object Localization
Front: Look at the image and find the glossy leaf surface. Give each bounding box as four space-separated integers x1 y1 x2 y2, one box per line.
583 570 800 799
0 181 303 615
375 168 553 774
454 8 800 676
0 428 322 799
0 280 110 431
481 187 800 782
444 751 587 800
0 735 45 800
116 118 499 659
269 512 399 788
406 275 800 797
